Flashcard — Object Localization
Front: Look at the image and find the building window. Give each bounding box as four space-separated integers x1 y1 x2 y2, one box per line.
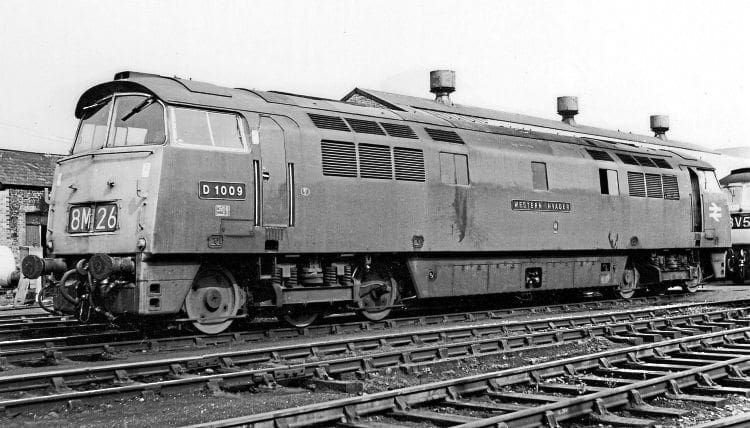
531 162 548 191
599 169 619 195
440 153 469 185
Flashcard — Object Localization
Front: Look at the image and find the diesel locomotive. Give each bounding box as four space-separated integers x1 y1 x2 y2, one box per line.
721 168 750 283
22 70 730 333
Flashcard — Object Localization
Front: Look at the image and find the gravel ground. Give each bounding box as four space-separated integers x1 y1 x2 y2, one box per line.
1 283 749 427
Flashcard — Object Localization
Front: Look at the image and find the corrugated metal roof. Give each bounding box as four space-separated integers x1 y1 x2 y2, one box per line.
344 88 717 154
0 149 60 187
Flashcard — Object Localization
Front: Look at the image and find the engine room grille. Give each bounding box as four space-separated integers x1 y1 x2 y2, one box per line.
652 158 672 169
586 149 614 162
645 173 663 198
320 141 357 177
381 122 418 139
425 128 464 144
358 143 393 179
308 113 350 132
617 153 640 166
627 172 646 197
662 175 680 199
393 147 426 182
345 118 385 135
635 156 658 168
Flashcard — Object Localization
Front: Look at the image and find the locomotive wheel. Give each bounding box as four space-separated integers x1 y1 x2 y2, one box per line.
617 268 639 299
184 267 241 334
683 266 703 293
280 306 320 328
357 278 397 321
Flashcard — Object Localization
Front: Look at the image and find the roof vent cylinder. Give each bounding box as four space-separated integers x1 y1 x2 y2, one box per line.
557 96 578 125
650 115 669 140
430 70 455 106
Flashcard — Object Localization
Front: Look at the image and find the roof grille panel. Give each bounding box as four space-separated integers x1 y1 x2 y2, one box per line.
393 147 425 182
652 158 672 169
662 175 679 199
345 118 385 135
381 122 418 139
617 153 640 166
358 143 393 180
586 149 614 162
635 156 658 168
320 141 357 177
308 113 350 132
425 128 464 144
627 172 646 197
645 173 663 198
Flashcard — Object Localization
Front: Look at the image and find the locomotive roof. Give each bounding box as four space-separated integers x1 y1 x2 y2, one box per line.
342 88 716 155
720 168 750 185
76 71 716 166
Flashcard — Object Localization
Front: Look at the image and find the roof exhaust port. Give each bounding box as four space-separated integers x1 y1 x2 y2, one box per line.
557 96 578 125
430 70 456 106
650 115 669 140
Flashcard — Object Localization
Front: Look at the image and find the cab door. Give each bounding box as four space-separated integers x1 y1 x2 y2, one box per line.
689 167 729 244
258 116 288 227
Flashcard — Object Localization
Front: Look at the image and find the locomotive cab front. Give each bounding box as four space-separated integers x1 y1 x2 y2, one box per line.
22 75 256 332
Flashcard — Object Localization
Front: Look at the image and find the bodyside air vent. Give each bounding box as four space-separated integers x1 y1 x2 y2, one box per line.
586 149 614 162
393 147 426 182
425 128 464 144
645 173 663 198
627 172 646 197
345 118 385 135
662 175 680 199
358 143 393 179
381 122 418 139
635 156 658 168
652 158 672 169
320 141 357 177
617 153 640 166
308 113 351 132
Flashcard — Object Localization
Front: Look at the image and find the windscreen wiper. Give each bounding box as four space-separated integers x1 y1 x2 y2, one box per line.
120 97 155 122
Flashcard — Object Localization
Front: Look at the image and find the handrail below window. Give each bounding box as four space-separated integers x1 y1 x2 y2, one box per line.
57 149 155 164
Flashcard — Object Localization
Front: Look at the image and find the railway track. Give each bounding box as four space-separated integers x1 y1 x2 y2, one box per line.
186 323 750 428
0 291 694 340
0 300 744 416
0 293 715 367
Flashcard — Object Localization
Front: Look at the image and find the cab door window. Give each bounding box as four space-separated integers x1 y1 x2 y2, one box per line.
169 106 246 150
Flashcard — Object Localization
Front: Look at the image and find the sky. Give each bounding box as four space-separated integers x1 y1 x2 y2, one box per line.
0 0 748 155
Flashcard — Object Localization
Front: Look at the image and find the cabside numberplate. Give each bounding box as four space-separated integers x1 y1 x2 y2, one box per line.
199 181 246 200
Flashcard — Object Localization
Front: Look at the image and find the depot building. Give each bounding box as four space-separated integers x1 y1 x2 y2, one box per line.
0 149 61 263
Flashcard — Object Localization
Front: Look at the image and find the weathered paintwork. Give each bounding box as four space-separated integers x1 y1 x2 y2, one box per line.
43 71 730 319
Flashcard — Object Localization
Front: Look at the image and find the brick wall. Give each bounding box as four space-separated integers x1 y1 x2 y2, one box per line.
0 188 48 262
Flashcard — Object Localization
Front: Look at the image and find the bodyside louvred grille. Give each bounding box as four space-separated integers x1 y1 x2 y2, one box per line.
381 122 418 139
308 113 350 132
393 147 425 182
645 173 663 198
345 118 385 135
425 128 464 144
358 143 392 179
320 141 357 177
627 171 646 197
586 149 614 162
